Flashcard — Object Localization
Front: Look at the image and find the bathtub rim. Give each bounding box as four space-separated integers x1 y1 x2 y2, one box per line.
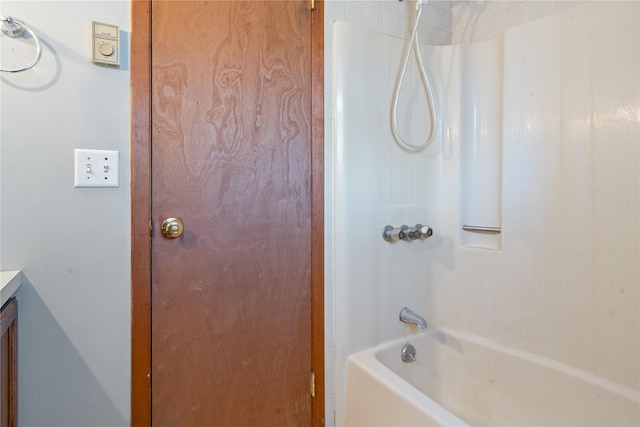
350 327 640 405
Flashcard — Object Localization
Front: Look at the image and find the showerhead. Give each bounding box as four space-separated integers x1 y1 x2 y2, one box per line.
1 16 25 38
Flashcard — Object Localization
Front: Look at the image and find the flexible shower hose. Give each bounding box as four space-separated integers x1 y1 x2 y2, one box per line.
391 1 438 151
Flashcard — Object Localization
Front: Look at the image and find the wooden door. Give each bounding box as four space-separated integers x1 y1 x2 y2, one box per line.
0 298 17 427
149 1 314 425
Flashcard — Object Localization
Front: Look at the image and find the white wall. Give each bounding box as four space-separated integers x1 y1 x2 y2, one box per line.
333 1 638 425
0 2 131 425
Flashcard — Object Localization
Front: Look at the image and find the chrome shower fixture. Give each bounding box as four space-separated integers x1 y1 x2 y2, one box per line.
401 343 417 363
399 307 428 329
1 15 43 73
383 224 433 242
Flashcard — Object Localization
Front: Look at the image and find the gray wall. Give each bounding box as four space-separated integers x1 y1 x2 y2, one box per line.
0 1 131 425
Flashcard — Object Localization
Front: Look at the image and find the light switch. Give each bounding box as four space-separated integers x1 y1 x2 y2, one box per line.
74 149 119 188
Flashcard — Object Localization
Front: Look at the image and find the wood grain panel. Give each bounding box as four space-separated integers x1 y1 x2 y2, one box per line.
310 1 325 426
130 0 152 425
151 2 313 425
132 1 325 424
0 298 18 427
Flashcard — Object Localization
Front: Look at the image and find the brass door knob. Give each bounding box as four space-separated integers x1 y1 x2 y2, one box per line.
161 218 184 239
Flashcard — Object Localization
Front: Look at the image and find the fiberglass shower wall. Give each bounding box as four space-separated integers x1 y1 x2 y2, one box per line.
334 2 639 425
333 21 503 424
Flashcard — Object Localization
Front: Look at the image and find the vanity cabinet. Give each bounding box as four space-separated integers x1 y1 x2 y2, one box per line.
0 297 17 427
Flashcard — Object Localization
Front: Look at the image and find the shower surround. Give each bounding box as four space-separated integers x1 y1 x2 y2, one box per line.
332 1 639 425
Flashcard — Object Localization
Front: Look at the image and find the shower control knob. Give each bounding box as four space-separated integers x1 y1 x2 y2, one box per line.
382 225 401 242
400 225 410 240
383 224 433 242
406 226 421 240
415 224 433 239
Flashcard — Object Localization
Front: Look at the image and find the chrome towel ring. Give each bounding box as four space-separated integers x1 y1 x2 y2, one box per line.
1 16 42 73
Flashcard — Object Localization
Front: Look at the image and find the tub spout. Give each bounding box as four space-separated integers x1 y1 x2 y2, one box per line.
399 307 427 329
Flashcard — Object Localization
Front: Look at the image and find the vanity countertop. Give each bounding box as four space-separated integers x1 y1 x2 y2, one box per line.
0 270 22 307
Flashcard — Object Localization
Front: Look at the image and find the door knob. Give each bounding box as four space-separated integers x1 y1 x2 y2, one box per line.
161 217 184 239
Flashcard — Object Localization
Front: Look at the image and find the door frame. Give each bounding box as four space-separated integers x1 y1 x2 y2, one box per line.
130 1 325 425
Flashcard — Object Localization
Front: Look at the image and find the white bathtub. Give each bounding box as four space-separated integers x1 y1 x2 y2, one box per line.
344 328 640 426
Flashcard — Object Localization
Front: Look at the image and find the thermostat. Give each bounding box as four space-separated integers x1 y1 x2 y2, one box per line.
92 21 119 66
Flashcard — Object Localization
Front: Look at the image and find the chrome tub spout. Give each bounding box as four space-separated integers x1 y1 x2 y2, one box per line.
399 307 427 329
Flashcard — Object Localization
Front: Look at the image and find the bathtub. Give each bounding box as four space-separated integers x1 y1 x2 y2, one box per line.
344 328 640 426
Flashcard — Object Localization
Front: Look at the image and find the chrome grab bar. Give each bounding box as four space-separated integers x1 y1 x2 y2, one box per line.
462 225 501 234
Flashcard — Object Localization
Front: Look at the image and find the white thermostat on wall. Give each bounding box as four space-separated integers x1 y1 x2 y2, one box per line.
92 21 120 67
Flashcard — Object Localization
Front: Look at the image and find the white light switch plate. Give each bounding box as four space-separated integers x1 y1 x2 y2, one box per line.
74 149 119 187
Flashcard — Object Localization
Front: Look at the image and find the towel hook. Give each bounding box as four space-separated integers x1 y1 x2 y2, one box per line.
1 16 42 73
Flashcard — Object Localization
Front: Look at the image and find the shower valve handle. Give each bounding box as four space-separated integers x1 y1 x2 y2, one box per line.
414 224 433 239
383 224 433 242
400 225 417 240
382 225 402 242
